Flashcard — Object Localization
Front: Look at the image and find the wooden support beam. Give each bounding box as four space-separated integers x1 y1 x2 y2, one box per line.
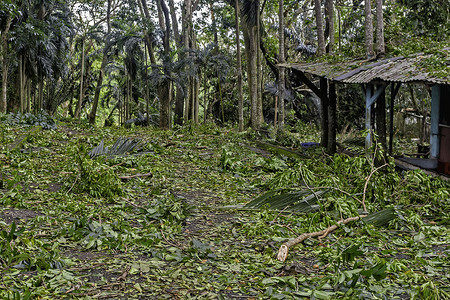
364 84 387 151
430 85 441 158
291 69 334 151
389 83 401 155
291 69 328 102
367 84 387 107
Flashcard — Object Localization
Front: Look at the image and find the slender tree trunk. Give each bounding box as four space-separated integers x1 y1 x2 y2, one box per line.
234 0 244 131
19 55 24 113
75 38 85 119
27 80 31 113
376 0 385 57
210 2 218 45
138 0 158 125
326 0 334 54
158 0 172 129
190 77 194 121
365 0 375 58
183 0 192 123
38 80 44 112
88 0 111 125
191 31 199 123
168 0 181 44
243 21 259 129
194 74 199 123
203 75 207 123
278 0 285 130
0 15 12 113
144 46 149 125
274 96 278 126
126 71 130 121
168 0 185 126
218 76 224 123
211 2 222 125
337 5 341 51
315 0 326 56
138 0 157 65
88 50 108 124
256 2 263 126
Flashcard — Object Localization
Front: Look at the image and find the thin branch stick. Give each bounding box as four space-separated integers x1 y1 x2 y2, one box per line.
361 163 388 212
104 161 125 171
67 173 80 194
277 215 367 262
118 172 152 180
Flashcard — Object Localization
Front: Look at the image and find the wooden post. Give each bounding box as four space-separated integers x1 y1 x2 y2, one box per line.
389 83 401 155
327 81 336 154
365 84 373 151
430 85 441 159
376 88 386 152
320 78 329 149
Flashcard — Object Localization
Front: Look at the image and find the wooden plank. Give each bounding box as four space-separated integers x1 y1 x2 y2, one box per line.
395 158 449 181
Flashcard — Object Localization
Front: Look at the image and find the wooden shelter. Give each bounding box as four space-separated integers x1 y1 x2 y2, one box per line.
283 49 450 175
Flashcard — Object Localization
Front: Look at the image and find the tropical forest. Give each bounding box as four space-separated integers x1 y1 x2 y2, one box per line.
0 0 449 299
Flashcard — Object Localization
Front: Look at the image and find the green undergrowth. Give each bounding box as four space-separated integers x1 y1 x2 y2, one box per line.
0 119 449 299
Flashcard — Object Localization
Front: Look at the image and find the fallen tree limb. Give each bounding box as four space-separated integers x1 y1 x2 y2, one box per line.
277 215 368 262
119 172 152 180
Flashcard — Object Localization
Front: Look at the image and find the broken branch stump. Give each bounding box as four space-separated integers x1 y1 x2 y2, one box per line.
277 215 368 262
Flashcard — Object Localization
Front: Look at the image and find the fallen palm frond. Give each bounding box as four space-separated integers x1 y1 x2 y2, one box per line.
254 141 309 160
244 189 329 213
277 207 398 261
89 138 142 158
362 207 397 227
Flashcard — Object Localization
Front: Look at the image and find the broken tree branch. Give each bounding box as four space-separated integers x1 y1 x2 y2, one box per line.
119 172 152 180
277 215 368 262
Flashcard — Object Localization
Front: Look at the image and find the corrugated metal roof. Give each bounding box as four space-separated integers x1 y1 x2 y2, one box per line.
285 49 450 86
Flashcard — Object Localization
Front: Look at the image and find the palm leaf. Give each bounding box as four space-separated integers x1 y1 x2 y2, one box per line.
245 189 328 213
241 0 259 27
362 207 398 226
88 137 142 158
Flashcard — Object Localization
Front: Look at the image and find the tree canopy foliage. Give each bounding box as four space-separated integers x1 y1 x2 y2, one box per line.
0 0 447 129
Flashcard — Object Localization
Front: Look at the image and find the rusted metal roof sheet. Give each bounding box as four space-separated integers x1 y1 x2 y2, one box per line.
285 49 450 86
